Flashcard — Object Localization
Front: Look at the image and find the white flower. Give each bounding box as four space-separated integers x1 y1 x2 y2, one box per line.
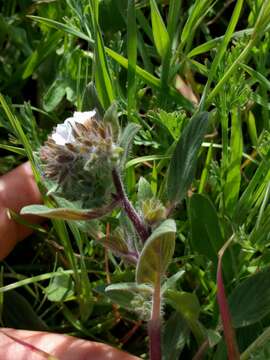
52 110 96 145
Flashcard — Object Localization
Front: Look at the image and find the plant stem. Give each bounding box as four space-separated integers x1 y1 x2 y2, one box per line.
217 236 240 360
112 168 150 243
149 273 162 360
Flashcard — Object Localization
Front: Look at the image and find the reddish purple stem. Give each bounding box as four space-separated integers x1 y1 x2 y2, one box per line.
217 245 240 360
112 168 150 243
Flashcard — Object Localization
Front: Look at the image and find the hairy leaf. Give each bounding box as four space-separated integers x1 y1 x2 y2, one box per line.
167 112 209 205
136 219 176 285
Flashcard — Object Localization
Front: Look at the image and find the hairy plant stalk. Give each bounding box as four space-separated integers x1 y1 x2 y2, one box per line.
149 273 162 360
112 168 150 242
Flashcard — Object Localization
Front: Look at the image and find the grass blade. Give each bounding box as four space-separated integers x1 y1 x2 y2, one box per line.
0 94 38 179
127 0 137 116
90 2 114 109
224 107 243 213
150 0 170 59
241 63 270 90
167 0 182 41
201 0 244 105
180 0 215 52
28 15 193 110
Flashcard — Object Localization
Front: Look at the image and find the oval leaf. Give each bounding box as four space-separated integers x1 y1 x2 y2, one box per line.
189 194 223 260
103 101 120 141
164 289 204 344
21 204 115 221
167 112 209 205
138 176 154 204
136 219 176 285
165 289 200 321
44 271 74 302
119 123 141 168
229 267 270 328
189 194 233 280
105 282 152 311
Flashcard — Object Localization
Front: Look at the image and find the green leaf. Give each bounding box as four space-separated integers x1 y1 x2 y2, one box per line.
201 0 244 103
229 267 270 328
119 123 141 168
0 144 26 156
21 204 116 221
136 219 176 285
153 110 186 140
165 289 204 344
43 79 66 112
167 112 209 205
3 290 48 331
27 15 92 42
240 63 270 91
161 270 185 294
224 107 243 213
206 329 222 348
28 16 193 110
106 47 193 110
241 327 270 360
44 270 74 302
163 312 190 360
234 160 270 224
181 0 215 49
206 39 255 105
103 102 120 142
91 3 114 109
105 282 152 310
22 31 62 79
0 94 39 179
187 28 255 58
188 194 232 275
0 270 77 294
150 0 170 59
125 154 169 169
67 221 93 321
137 177 154 203
81 82 104 115
165 290 200 321
99 227 129 256
167 0 182 41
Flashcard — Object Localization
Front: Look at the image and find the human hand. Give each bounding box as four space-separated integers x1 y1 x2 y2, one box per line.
0 162 42 260
0 328 140 360
0 164 139 359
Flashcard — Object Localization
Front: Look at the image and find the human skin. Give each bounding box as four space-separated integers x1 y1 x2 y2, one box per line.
0 328 139 360
0 162 140 360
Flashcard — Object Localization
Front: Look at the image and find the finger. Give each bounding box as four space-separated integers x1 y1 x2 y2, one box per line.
0 162 43 260
0 328 140 360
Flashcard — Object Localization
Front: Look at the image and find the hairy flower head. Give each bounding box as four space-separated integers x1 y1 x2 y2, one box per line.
40 110 122 207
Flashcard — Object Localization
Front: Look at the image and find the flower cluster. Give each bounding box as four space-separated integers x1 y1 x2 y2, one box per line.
40 110 122 207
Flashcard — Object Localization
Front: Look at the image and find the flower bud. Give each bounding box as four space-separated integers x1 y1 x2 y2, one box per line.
40 110 122 207
141 198 166 225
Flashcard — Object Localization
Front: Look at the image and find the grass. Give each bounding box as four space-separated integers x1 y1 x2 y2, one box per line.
1 0 270 359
